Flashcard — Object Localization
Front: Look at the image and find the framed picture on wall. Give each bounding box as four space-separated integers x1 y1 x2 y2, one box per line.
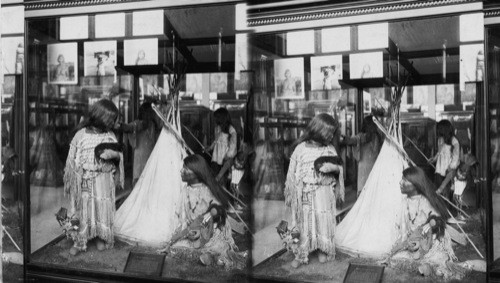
286 30 315 55
461 83 477 104
459 13 484 42
47 43 78 85
95 13 125 38
413 85 433 106
186 73 203 96
235 71 252 93
255 91 269 112
436 84 455 105
132 10 164 36
311 55 342 91
322 26 350 53
124 38 158 66
84 41 117 77
210 73 228 93
349 52 383 79
358 22 389 50
1 6 24 35
274 57 305 99
60 16 89 40
140 75 160 97
271 98 287 114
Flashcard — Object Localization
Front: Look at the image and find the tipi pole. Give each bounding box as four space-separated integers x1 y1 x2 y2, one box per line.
181 125 212 157
440 195 471 219
2 226 21 252
152 104 194 155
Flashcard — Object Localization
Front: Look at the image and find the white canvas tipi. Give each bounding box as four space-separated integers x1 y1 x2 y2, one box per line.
335 138 408 258
113 127 186 246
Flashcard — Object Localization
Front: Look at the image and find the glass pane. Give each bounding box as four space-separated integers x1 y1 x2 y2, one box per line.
26 4 250 282
2 74 24 279
251 14 486 282
27 18 134 257
489 26 500 271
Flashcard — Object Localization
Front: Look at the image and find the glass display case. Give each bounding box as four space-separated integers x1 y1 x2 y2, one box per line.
249 10 487 282
20 3 251 282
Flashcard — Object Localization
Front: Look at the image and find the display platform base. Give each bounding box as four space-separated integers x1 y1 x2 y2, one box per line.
124 251 165 277
343 263 384 283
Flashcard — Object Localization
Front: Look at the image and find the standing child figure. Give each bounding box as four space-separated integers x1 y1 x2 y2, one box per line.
428 120 460 199
64 99 124 256
230 151 247 206
207 108 237 176
285 113 345 268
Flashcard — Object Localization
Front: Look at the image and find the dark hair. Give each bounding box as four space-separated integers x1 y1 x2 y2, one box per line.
76 99 119 134
361 115 382 145
402 166 448 219
436 120 455 146
205 203 227 229
234 151 247 170
137 101 158 129
214 108 232 134
184 154 230 208
294 113 339 148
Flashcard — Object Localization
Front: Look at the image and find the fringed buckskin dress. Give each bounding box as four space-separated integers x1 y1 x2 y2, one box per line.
285 142 344 264
64 128 124 251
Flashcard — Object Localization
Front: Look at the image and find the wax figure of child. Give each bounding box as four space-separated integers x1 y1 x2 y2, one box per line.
386 166 459 280
206 108 237 176
157 155 244 269
285 113 345 269
64 99 124 256
428 120 460 198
